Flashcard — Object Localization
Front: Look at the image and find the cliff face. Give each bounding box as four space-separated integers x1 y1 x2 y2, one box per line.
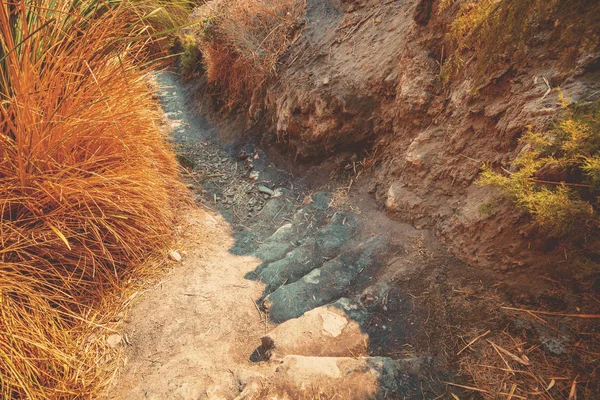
188 0 600 277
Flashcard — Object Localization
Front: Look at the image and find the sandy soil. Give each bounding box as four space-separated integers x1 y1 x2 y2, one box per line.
110 208 273 399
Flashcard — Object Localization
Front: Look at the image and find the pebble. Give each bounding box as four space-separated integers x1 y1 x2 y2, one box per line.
169 250 182 262
258 185 275 196
106 334 122 348
112 312 124 322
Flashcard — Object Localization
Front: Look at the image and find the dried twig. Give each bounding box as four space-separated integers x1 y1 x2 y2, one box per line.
487 340 515 374
568 376 578 400
442 381 489 394
502 306 600 319
488 340 531 366
457 330 490 356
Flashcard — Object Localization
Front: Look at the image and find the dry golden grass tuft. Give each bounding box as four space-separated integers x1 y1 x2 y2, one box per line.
192 0 306 109
0 0 186 397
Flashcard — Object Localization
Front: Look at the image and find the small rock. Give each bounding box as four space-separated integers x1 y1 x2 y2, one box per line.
258 185 275 196
112 312 124 322
106 334 122 348
169 250 182 262
262 299 272 310
262 336 275 350
250 336 275 362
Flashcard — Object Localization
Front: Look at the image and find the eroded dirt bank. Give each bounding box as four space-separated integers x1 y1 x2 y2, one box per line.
108 72 599 399
186 0 600 279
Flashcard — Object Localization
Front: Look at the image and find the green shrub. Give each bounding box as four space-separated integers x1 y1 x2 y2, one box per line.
178 34 203 77
478 96 600 239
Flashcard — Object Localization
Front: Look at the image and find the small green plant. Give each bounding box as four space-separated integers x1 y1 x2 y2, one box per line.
478 202 495 217
438 0 458 13
179 34 203 77
478 96 600 239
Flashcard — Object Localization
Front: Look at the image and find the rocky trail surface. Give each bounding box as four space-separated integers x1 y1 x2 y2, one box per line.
108 72 585 399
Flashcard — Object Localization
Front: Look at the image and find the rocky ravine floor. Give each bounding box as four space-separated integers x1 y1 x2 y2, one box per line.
109 72 594 399
109 71 443 399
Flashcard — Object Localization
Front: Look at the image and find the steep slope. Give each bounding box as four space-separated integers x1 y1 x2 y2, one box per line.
186 0 600 280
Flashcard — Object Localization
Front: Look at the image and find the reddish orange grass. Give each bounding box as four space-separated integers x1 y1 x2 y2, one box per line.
0 0 186 397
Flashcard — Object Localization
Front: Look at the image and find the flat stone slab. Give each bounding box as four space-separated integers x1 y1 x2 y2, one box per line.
258 238 317 293
252 223 297 267
258 212 358 294
266 298 369 358
313 212 358 257
264 237 384 322
263 355 425 399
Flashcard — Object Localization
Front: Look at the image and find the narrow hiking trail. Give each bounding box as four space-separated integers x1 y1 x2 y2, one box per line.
108 72 504 399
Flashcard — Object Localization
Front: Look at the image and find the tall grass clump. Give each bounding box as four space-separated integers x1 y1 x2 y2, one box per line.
191 0 306 108
0 0 185 397
478 95 599 244
131 0 197 59
439 0 600 85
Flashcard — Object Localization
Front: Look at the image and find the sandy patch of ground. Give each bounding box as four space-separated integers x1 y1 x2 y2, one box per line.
109 208 272 399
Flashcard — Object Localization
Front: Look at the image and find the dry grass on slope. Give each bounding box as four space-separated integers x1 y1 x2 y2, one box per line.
0 0 186 397
439 0 600 85
191 0 306 109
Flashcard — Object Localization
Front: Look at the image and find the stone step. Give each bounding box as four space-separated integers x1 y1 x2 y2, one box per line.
263 237 384 322
293 192 331 224
258 212 358 294
249 192 332 277
252 223 299 267
264 298 369 358
241 355 426 399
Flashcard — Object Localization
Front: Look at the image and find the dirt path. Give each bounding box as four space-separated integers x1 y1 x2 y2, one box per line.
109 72 438 399
108 72 597 399
109 208 276 399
